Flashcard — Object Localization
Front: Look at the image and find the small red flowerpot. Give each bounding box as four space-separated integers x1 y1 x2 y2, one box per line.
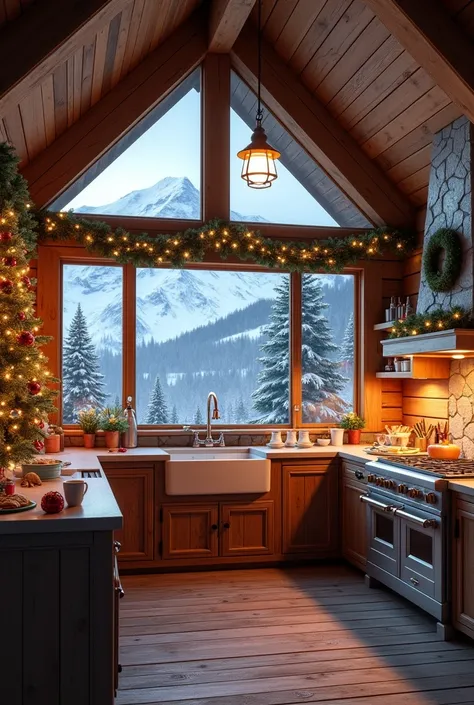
347 429 361 445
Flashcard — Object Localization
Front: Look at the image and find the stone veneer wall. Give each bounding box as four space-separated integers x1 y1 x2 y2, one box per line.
449 358 474 458
417 116 474 313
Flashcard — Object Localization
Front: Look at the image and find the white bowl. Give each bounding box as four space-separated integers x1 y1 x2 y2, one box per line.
317 438 331 446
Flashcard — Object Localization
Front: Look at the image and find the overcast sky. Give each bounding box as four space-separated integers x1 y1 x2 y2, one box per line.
65 87 338 227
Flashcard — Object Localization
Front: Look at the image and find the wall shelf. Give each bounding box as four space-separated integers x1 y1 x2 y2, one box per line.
381 328 474 357
374 321 396 331
376 372 413 379
376 357 450 380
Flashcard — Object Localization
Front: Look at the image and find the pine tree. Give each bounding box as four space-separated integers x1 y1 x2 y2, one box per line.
236 397 247 423
339 312 354 364
252 280 290 424
0 143 57 467
194 407 204 424
62 304 107 422
146 375 168 424
301 276 348 423
171 404 179 424
114 394 121 407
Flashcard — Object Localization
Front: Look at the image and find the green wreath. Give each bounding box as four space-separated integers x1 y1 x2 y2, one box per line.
423 228 462 292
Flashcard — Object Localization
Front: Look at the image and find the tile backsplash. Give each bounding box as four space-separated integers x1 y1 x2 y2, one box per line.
449 358 474 458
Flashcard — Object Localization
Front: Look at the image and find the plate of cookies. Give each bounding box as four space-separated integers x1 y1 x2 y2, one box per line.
0 493 37 513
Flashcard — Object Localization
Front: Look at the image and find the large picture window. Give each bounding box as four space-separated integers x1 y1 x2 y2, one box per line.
60 262 356 427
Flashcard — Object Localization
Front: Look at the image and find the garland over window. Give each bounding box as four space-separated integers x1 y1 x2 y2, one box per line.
423 228 462 292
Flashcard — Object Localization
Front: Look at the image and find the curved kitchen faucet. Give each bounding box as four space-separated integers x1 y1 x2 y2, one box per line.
192 392 225 447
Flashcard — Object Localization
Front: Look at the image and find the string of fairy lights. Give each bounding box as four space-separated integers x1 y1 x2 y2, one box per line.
37 212 415 273
388 307 468 338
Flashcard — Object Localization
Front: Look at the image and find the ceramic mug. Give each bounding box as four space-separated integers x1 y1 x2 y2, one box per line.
285 430 297 447
330 428 345 446
64 480 88 507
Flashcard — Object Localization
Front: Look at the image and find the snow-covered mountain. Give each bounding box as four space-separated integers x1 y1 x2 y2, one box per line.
74 176 267 222
62 265 286 348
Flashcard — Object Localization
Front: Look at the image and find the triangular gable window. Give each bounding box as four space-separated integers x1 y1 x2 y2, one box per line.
51 69 202 219
230 71 371 228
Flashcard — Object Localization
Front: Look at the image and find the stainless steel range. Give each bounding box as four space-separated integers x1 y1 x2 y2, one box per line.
363 456 474 638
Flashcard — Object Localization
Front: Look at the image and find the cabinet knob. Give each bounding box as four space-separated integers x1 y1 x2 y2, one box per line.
355 470 364 480
223 522 230 529
211 524 218 531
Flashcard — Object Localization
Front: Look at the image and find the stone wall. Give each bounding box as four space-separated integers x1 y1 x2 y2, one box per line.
449 358 474 458
417 116 474 313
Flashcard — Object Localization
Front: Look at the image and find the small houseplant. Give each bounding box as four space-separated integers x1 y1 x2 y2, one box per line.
99 406 129 449
340 412 365 445
78 408 101 449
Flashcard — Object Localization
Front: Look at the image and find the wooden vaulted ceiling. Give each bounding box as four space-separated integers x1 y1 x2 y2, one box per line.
1 0 474 226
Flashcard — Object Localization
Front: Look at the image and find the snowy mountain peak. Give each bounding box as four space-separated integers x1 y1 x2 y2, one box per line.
74 175 268 223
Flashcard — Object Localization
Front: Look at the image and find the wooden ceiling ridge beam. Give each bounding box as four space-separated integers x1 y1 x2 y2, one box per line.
209 0 257 52
363 0 474 125
0 0 130 114
22 9 208 208
230 22 415 228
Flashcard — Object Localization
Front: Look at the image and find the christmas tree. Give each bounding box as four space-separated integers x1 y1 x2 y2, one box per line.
62 303 107 422
339 312 354 365
171 404 179 424
301 275 348 422
0 144 57 468
146 375 168 424
194 406 204 424
235 397 247 423
252 280 290 424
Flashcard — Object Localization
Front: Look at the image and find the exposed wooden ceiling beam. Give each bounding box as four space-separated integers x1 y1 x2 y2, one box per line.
231 23 415 227
209 0 256 52
22 11 207 207
0 0 130 115
364 0 474 125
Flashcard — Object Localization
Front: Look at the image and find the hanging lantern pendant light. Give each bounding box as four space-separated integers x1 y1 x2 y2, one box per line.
237 0 280 189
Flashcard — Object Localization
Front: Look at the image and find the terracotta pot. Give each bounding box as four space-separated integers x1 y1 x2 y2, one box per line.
44 434 61 453
104 430 119 449
83 433 96 449
347 429 361 445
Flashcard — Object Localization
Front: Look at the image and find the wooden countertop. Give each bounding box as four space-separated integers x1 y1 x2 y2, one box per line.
448 478 474 498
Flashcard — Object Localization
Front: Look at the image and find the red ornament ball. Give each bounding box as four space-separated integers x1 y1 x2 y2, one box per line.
18 311 26 321
41 491 64 514
0 231 13 242
21 276 32 289
17 331 35 346
34 439 44 451
3 257 17 267
27 380 41 395
0 279 13 294
118 447 127 453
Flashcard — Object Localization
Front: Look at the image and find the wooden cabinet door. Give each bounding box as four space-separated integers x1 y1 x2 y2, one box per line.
220 502 274 557
104 466 154 562
162 504 219 560
342 466 368 571
453 497 474 638
283 463 338 555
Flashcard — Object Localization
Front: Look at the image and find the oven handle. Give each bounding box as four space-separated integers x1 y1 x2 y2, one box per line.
393 507 438 529
360 494 397 512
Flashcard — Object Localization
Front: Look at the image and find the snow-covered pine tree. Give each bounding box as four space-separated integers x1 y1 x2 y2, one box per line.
252 280 290 424
62 303 107 422
194 407 204 425
301 276 348 423
339 312 354 365
171 404 179 424
236 397 247 423
146 375 168 424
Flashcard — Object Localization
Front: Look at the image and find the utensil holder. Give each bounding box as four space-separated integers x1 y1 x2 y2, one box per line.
330 428 345 446
415 437 428 452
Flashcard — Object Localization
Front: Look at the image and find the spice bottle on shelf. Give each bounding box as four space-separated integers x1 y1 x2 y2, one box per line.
405 296 413 317
385 358 395 372
396 297 404 319
389 296 397 321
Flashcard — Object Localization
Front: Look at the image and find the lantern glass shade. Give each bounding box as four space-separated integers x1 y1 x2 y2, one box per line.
237 124 280 189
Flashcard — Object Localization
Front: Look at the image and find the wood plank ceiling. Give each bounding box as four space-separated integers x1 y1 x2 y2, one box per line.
254 0 469 211
0 0 201 167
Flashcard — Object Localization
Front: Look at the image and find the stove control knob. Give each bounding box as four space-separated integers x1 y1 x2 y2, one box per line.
376 477 384 486
368 474 376 483
408 488 423 499
398 484 408 494
425 492 438 504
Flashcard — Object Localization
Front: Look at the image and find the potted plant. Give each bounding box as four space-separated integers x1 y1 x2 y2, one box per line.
340 412 365 445
99 406 129 449
78 408 101 449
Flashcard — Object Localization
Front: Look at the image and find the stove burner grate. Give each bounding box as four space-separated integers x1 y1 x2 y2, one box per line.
381 456 474 477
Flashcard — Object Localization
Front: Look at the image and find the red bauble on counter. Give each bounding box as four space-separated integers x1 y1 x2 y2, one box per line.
27 380 41 395
41 491 64 514
17 331 35 346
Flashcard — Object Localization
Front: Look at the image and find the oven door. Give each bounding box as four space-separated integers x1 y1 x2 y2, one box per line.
396 505 442 602
361 492 400 576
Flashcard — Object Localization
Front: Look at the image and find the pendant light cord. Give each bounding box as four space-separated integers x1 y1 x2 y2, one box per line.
256 0 263 123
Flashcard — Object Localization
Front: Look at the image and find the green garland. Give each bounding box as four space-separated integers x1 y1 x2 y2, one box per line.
423 228 462 292
388 306 471 338
35 211 415 273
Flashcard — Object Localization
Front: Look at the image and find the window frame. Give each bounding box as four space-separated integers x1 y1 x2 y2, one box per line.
39 245 360 430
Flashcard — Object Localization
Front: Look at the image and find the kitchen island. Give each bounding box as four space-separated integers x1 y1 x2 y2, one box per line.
0 468 122 705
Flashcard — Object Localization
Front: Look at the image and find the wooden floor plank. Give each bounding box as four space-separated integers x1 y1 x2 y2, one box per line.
118 566 474 705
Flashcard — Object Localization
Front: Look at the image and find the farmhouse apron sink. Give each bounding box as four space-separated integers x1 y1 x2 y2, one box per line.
165 448 271 495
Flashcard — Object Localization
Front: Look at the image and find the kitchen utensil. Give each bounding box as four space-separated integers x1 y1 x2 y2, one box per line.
63 480 89 507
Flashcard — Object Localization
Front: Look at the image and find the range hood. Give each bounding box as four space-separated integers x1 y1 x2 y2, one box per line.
381 329 474 358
